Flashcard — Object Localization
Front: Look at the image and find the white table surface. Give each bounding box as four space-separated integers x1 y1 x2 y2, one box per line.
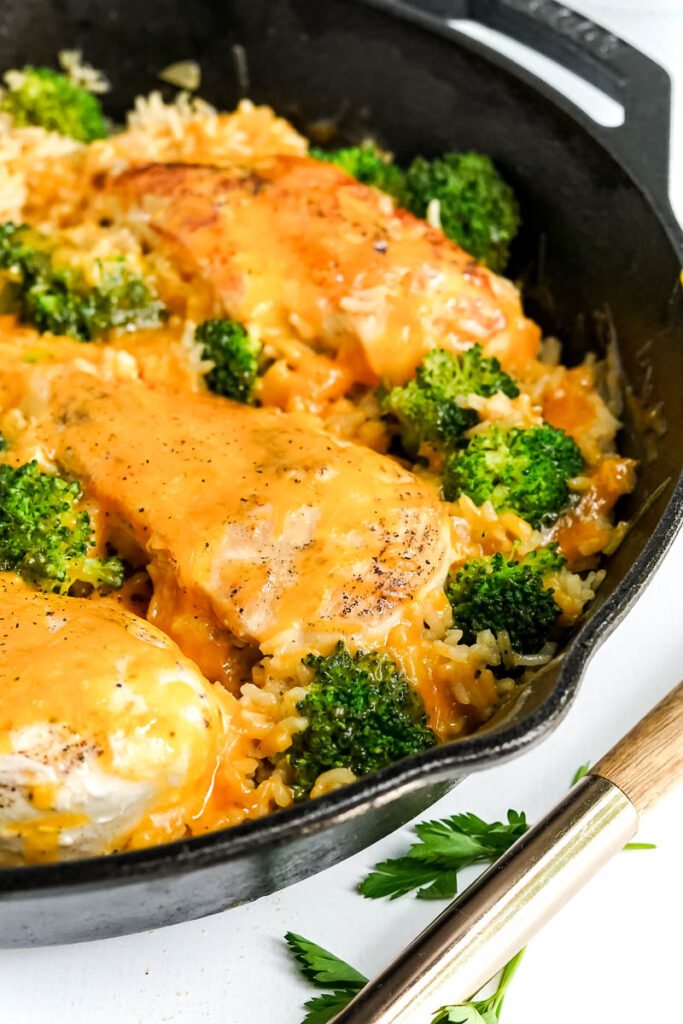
3 3 682 1022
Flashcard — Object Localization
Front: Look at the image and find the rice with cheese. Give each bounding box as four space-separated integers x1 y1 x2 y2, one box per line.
0 67 635 851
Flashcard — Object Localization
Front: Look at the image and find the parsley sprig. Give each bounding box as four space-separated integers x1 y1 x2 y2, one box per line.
433 948 526 1023
358 810 528 901
285 804 529 1023
284 932 525 1024
284 933 367 1024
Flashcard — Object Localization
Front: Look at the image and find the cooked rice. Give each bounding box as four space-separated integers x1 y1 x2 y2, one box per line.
57 49 110 94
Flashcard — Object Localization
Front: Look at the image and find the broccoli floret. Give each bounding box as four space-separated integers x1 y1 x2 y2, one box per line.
195 318 262 404
443 424 583 528
310 142 407 202
0 460 124 593
0 221 52 285
382 345 520 457
403 153 521 272
0 223 166 340
83 258 167 336
285 642 436 799
0 66 107 141
447 546 565 651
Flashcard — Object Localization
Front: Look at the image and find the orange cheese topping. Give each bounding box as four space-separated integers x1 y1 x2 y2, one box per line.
258 338 354 415
26 371 453 666
4 813 91 864
552 457 636 569
541 364 598 437
0 575 277 862
386 598 499 740
96 157 540 387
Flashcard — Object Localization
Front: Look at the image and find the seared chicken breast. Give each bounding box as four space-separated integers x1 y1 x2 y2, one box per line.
19 369 453 690
0 575 256 865
100 157 540 384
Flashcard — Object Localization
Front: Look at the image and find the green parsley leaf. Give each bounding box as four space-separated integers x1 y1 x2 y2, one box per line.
357 855 458 901
571 763 591 785
434 947 526 1024
285 932 367 990
434 1006 490 1023
359 810 528 901
301 990 359 1024
416 868 464 901
285 932 368 1024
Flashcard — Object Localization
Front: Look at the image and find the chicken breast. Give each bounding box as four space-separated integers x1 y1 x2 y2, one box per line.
0 575 256 865
99 157 540 384
22 368 453 689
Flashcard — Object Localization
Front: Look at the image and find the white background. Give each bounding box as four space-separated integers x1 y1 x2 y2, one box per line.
2 2 682 1022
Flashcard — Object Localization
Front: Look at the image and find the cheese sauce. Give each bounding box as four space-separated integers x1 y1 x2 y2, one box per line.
98 158 541 385
27 371 454 664
0 576 269 863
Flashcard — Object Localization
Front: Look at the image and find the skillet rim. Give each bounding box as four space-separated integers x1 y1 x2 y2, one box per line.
1 2 682 898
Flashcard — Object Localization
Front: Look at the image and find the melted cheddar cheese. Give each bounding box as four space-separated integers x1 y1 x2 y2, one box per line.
0 576 269 864
91 158 541 386
19 369 453 674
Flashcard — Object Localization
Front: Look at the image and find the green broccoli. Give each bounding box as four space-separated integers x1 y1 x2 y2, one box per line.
285 642 436 799
442 424 583 528
309 142 407 202
0 221 52 283
0 223 166 340
82 258 167 337
447 546 565 651
195 317 262 404
0 460 124 593
381 345 520 457
403 152 521 271
0 66 107 141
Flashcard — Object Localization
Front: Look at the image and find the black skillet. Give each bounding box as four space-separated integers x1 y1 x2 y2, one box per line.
0 0 681 947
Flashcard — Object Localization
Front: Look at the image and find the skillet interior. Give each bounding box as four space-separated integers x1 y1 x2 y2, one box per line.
0 0 681 945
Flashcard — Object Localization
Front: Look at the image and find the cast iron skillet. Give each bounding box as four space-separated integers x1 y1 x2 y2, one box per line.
0 0 681 947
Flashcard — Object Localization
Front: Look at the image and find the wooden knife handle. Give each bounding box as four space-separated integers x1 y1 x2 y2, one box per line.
592 681 683 815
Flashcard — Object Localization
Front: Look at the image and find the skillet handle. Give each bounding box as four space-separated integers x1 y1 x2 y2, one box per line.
359 0 672 213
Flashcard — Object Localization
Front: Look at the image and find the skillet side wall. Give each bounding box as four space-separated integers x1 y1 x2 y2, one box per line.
0 780 455 947
0 0 680 944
